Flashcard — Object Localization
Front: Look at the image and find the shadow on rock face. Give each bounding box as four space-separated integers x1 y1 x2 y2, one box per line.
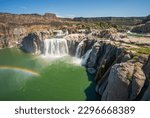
84 71 101 101
20 33 41 54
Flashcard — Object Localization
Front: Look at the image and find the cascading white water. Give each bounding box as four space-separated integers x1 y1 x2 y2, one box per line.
74 39 93 66
42 38 69 57
81 49 92 66
75 40 84 58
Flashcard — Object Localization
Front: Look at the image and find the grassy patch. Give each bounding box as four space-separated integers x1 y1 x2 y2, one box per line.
127 46 150 61
131 46 150 55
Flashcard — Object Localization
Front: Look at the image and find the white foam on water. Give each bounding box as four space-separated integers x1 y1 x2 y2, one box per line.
71 57 82 66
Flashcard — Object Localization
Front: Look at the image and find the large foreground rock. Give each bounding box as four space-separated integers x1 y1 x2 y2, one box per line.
101 63 134 101
101 62 146 101
142 55 150 100
129 62 146 100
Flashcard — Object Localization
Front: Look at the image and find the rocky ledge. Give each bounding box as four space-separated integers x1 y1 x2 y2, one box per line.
16 28 150 101
63 31 150 101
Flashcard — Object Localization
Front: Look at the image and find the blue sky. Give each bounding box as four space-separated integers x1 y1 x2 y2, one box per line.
0 0 149 17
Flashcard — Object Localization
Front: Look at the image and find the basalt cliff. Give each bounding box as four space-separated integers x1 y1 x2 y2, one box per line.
17 28 150 101
0 13 150 101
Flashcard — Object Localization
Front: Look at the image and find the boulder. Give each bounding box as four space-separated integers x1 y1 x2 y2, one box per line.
121 54 131 62
100 62 146 101
129 62 146 100
101 62 134 101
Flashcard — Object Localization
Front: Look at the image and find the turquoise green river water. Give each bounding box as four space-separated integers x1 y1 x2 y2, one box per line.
0 48 99 101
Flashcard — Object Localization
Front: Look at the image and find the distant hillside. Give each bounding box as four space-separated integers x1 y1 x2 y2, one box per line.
142 15 150 23
131 15 150 34
0 12 58 26
73 17 145 26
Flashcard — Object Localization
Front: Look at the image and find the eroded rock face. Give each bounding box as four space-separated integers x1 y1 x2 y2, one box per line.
18 30 150 101
87 42 101 68
97 28 127 41
142 55 150 100
143 55 150 80
94 41 124 81
129 62 146 100
101 62 134 101
64 34 96 56
20 33 42 54
100 62 146 101
0 13 59 49
64 34 86 56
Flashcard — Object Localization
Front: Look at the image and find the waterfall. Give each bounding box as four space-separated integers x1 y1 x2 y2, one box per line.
81 49 92 66
75 40 84 58
42 38 69 57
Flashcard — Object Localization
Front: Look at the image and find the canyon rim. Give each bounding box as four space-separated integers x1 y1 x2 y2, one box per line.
0 1 150 101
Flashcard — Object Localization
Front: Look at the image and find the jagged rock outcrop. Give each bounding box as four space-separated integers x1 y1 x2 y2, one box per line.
130 62 146 100
89 41 127 96
94 41 124 79
76 36 149 101
1 12 150 101
77 37 97 58
87 42 100 68
64 34 86 56
97 28 127 41
18 29 150 101
64 34 96 56
0 12 65 49
141 55 150 100
101 62 134 100
100 62 146 101
20 30 53 54
20 33 42 54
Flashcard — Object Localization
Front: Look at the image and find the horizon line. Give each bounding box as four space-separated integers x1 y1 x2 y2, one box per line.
0 12 148 18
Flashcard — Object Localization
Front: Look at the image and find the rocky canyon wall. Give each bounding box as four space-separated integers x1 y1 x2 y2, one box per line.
0 13 150 101
0 13 62 49
65 33 150 101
